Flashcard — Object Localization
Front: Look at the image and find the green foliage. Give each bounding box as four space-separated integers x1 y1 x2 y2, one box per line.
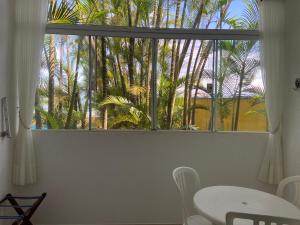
99 96 151 128
35 106 60 129
188 104 209 112
34 0 264 131
48 0 79 24
219 0 228 7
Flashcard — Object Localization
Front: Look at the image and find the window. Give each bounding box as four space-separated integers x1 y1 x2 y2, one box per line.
34 0 266 132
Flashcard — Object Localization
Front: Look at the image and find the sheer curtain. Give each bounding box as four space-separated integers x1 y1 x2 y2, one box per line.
258 0 285 185
13 0 48 185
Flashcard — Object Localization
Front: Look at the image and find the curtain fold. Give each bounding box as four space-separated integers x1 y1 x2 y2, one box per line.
258 0 285 185
13 0 48 185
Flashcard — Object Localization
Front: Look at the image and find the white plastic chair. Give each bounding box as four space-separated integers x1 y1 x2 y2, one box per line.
172 167 212 225
277 176 300 208
226 212 300 225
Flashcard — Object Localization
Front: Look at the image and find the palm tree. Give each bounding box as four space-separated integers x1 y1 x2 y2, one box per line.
100 96 150 128
65 37 83 128
189 0 233 127
165 0 182 129
223 0 260 131
101 36 109 129
41 0 79 129
36 0 261 131
244 85 267 129
231 41 260 130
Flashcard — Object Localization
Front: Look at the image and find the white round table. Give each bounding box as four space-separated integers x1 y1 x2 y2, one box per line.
193 186 300 225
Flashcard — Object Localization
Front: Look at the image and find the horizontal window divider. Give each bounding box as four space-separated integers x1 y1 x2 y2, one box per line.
46 24 260 40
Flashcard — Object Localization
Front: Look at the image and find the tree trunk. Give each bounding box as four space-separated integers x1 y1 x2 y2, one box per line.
65 38 83 128
116 54 126 96
66 35 71 96
58 36 64 119
191 41 213 125
186 12 215 124
126 0 134 83
48 34 55 128
95 36 99 92
187 41 204 124
231 92 237 130
128 38 135 88
155 0 163 28
145 43 152 115
176 1 205 72
234 71 245 131
81 98 89 129
218 81 225 131
166 0 206 129
139 40 145 105
190 1 233 126
183 40 196 128
35 89 42 129
166 0 181 129
101 37 108 129
71 92 79 128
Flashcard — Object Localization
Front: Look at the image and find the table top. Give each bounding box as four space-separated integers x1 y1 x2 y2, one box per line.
193 186 300 225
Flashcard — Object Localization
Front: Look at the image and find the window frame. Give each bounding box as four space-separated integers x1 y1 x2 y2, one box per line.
46 24 260 40
44 23 261 132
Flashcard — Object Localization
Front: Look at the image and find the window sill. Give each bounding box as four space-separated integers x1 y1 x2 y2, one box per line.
31 129 269 135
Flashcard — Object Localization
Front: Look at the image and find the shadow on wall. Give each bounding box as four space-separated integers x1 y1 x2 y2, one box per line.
13 131 275 225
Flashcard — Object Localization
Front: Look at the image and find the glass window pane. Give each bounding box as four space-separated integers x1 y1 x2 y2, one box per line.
34 34 89 129
34 34 265 132
216 40 267 132
35 35 153 130
47 0 259 30
156 39 213 130
90 37 152 130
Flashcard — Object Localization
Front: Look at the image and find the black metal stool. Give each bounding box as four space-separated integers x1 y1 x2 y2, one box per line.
0 193 46 225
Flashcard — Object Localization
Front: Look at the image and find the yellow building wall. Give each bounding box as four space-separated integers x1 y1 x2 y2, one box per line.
194 98 267 132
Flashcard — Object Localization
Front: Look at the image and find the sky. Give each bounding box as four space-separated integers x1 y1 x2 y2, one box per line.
229 0 247 18
44 0 263 98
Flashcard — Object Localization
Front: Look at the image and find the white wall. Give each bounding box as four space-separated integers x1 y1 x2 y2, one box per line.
16 131 274 225
0 1 295 225
11 2 300 224
283 0 300 176
0 0 13 197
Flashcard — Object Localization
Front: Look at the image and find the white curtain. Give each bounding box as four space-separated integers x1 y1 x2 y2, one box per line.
258 0 285 185
13 0 48 185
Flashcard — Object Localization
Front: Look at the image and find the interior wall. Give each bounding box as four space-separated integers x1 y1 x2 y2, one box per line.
283 0 300 176
9 1 299 224
0 0 13 198
16 131 274 225
0 0 296 224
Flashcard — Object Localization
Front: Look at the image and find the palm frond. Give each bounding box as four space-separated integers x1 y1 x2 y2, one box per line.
127 86 146 96
109 114 140 127
48 0 78 24
35 106 60 129
100 95 133 107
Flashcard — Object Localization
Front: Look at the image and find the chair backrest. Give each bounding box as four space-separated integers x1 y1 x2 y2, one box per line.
226 212 300 225
277 176 300 209
172 167 201 223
